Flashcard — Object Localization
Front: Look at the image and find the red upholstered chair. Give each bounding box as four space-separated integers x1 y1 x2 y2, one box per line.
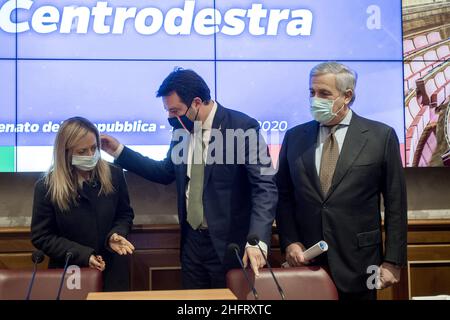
0 268 102 300
227 266 338 300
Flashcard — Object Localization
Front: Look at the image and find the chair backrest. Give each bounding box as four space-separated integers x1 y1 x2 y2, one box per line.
411 56 426 73
435 72 446 88
436 44 449 60
413 35 428 49
427 31 442 44
424 49 438 65
226 266 338 300
445 66 450 80
403 39 415 55
0 268 102 300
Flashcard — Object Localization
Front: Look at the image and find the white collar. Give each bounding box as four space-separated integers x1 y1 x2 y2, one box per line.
202 100 218 130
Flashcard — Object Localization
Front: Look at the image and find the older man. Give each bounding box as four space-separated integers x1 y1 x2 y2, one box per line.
276 62 407 300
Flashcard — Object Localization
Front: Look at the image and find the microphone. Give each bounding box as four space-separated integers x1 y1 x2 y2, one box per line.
227 243 258 300
56 251 73 300
25 250 45 300
247 234 286 300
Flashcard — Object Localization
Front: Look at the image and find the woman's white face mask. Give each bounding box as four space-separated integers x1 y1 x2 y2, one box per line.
72 149 100 171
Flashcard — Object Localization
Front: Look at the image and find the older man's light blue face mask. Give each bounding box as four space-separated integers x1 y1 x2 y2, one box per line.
309 96 345 124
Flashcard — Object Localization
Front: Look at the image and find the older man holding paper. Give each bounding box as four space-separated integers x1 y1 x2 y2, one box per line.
276 62 407 300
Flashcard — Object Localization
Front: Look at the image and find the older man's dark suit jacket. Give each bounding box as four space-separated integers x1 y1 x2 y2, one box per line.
276 112 407 293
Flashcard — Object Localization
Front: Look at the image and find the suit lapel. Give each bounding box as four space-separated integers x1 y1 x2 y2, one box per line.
324 113 368 201
203 103 226 188
300 121 323 199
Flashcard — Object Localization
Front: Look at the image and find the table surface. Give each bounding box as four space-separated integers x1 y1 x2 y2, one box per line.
86 288 237 300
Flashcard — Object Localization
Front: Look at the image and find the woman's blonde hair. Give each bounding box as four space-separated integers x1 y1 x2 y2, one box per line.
45 117 114 211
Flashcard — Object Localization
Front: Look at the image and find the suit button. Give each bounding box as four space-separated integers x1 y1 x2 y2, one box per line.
322 205 327 209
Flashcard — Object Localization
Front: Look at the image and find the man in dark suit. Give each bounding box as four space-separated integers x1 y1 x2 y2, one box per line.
101 68 277 288
276 62 407 300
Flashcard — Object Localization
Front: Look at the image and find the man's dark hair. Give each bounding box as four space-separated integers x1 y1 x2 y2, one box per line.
156 67 211 107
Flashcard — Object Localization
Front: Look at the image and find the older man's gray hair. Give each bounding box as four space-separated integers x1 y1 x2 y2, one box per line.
310 62 358 106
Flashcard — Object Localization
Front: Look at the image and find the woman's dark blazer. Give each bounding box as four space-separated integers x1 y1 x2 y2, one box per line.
31 164 134 291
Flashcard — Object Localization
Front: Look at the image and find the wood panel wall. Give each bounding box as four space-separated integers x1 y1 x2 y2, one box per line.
1 220 449 300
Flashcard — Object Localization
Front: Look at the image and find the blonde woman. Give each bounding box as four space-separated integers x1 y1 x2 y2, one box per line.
31 117 135 291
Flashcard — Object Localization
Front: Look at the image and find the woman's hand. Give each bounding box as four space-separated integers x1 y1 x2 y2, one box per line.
108 233 135 255
89 255 105 271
